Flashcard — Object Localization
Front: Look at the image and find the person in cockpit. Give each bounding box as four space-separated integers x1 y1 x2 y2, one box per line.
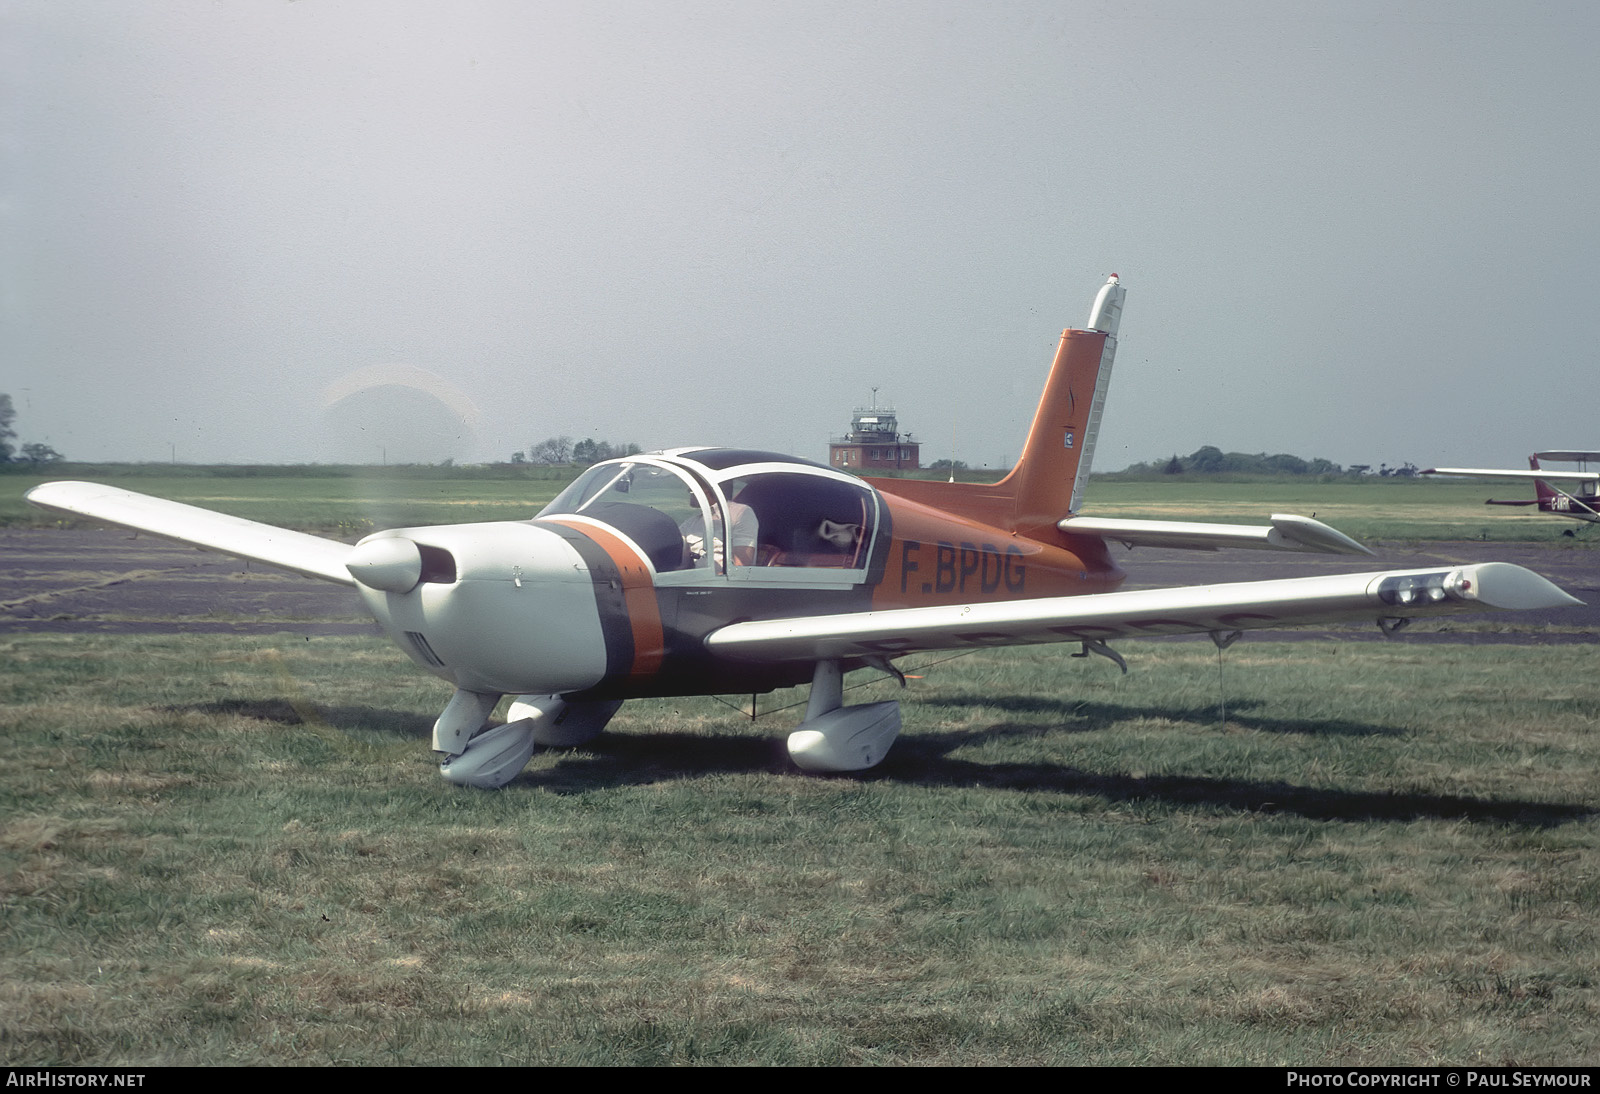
681 498 759 567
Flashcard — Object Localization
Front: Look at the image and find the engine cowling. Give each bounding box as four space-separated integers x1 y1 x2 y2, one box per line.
349 522 612 696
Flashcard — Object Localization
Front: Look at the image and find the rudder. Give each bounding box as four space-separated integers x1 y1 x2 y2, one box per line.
997 274 1125 537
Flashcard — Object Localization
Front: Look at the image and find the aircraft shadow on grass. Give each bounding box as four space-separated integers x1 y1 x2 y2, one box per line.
180 695 1593 829
884 739 1594 829
925 693 1403 739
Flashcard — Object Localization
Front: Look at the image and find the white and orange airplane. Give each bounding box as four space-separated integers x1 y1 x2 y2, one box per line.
1425 452 1600 526
28 277 1581 787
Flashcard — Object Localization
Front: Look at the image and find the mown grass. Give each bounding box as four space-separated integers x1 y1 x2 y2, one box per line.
5 468 1593 543
3 635 1597 1064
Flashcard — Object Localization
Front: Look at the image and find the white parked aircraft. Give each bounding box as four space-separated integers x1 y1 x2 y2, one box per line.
29 276 1582 788
1425 452 1600 525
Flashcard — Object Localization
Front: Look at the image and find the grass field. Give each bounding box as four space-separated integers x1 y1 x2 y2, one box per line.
1 470 568 535
4 466 1590 543
3 634 1597 1065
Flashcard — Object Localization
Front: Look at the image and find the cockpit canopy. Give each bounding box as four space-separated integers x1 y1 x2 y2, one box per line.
538 449 884 581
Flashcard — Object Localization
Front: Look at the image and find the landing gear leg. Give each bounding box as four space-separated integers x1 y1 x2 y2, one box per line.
434 688 535 789
785 660 902 773
434 691 624 789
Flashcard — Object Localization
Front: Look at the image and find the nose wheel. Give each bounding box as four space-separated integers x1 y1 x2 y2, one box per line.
433 688 622 788
433 689 527 789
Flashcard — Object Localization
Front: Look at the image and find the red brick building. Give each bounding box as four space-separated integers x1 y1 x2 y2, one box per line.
829 405 919 471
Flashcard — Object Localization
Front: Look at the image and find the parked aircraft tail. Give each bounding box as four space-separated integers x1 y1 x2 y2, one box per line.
1481 457 1564 511
865 275 1125 538
1531 457 1564 513
996 274 1124 536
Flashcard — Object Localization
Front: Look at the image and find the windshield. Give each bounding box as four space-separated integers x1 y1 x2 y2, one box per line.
539 460 713 573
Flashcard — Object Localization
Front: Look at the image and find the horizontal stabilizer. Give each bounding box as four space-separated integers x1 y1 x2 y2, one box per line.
26 481 357 586
1059 513 1372 555
707 563 1580 663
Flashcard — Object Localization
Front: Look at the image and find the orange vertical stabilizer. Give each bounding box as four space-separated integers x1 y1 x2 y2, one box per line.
993 324 1116 537
868 275 1124 539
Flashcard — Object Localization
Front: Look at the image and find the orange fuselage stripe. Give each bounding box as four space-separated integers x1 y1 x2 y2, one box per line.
544 517 666 679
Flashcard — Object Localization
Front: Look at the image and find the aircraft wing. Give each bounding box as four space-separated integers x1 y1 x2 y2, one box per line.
1424 467 1599 483
1059 513 1371 554
26 481 357 586
706 563 1579 663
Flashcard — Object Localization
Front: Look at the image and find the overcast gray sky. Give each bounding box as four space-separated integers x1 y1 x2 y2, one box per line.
4 1 1596 471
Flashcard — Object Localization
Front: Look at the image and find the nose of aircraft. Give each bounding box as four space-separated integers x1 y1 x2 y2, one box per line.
349 522 613 698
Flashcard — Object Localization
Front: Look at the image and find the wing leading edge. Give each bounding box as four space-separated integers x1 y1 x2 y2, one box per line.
26 481 357 586
1425 467 1599 483
706 563 1580 662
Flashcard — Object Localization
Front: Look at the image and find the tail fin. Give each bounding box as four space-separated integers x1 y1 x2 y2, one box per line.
994 274 1125 536
865 275 1126 537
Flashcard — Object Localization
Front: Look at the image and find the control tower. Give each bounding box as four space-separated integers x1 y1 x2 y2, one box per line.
829 397 919 471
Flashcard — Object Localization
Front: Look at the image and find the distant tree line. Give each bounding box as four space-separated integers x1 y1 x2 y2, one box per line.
511 435 643 467
1117 447 1427 478
1124 446 1346 476
0 393 63 468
